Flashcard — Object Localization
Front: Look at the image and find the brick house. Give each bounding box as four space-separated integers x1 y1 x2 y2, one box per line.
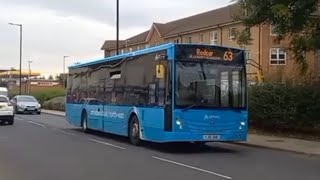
101 4 320 82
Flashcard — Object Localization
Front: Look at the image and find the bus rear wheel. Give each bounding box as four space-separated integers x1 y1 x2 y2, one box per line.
129 116 141 146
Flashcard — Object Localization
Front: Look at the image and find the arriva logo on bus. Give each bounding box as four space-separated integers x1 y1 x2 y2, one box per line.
204 115 220 120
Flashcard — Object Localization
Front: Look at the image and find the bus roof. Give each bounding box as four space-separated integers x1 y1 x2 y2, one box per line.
69 43 243 69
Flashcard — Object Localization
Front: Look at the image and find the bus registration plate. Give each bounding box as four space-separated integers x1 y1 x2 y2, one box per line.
203 135 220 140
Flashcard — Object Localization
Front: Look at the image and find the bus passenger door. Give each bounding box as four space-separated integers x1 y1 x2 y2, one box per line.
86 99 104 131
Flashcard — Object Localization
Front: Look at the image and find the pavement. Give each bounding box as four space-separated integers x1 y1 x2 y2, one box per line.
42 109 320 156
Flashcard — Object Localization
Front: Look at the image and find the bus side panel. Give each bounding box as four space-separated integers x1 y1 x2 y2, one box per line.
139 107 165 141
66 103 83 127
86 104 104 131
102 106 129 136
101 106 166 140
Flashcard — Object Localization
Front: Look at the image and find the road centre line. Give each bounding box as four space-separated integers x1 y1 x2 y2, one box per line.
88 138 126 150
152 156 232 179
55 129 76 136
27 121 46 128
15 117 24 121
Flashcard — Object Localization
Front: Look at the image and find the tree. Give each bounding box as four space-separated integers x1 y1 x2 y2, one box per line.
55 74 67 88
48 75 54 80
233 0 320 74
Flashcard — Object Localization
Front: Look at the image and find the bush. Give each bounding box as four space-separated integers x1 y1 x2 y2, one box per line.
43 96 66 112
249 82 320 136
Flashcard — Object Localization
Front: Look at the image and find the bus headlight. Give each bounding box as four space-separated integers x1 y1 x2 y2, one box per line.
239 121 246 130
176 120 183 129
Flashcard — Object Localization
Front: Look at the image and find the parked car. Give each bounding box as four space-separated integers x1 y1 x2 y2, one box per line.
0 87 8 97
11 95 41 114
0 95 14 125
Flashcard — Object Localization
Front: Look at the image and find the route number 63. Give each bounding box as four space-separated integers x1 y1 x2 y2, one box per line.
223 51 233 61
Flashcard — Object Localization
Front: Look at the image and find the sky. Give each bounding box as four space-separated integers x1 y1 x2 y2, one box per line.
0 0 232 77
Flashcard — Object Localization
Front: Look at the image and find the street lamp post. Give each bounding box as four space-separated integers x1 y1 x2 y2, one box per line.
63 56 69 74
125 40 131 52
63 56 69 88
28 60 32 94
8 23 22 95
116 0 119 55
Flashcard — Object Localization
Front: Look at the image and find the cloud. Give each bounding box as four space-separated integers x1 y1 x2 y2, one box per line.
0 0 232 28
0 0 232 74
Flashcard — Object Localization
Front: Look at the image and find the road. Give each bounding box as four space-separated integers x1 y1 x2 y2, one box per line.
0 114 319 180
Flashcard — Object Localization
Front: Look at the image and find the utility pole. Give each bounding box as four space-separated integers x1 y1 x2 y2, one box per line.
28 60 32 94
8 23 22 95
116 0 119 55
125 40 130 52
63 56 69 88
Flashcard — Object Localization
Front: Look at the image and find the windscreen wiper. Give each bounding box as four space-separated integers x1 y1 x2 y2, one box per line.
182 103 198 112
181 99 205 112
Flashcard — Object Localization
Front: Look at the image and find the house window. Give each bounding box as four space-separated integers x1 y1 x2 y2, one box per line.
137 46 140 51
270 25 278 36
210 31 218 45
199 33 204 43
145 44 150 48
270 48 286 65
186 36 192 44
129 47 133 52
121 49 124 54
245 50 251 60
229 27 237 40
174 38 180 44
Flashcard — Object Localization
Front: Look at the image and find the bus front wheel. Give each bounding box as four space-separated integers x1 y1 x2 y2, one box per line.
129 115 141 146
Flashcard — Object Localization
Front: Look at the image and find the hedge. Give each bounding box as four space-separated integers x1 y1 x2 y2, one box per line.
249 82 320 136
43 96 66 112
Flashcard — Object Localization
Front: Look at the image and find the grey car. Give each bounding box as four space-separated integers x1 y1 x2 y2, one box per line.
11 95 42 114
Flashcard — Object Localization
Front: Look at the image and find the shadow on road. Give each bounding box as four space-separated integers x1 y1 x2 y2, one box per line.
71 128 241 154
0 121 9 126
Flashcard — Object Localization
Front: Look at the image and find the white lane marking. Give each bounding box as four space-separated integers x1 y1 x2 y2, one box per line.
51 128 76 136
57 130 76 136
88 138 126 150
27 121 46 128
152 156 232 179
15 117 24 121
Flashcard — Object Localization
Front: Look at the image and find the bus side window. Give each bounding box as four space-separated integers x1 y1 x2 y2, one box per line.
149 83 156 105
165 62 172 105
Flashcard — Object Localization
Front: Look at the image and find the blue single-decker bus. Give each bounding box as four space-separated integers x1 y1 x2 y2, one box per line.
66 43 248 145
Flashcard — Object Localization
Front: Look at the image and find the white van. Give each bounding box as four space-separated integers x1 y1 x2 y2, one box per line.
0 87 8 97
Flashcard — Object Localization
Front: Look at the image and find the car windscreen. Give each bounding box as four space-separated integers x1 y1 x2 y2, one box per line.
17 96 37 102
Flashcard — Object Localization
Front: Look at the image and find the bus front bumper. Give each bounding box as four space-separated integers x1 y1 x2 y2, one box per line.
141 128 247 143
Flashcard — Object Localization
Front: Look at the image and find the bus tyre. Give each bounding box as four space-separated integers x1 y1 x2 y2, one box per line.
81 111 89 133
129 116 141 146
193 142 206 147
